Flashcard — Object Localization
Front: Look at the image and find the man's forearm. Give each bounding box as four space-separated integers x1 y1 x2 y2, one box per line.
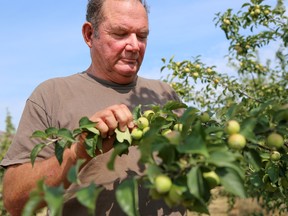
3 147 77 216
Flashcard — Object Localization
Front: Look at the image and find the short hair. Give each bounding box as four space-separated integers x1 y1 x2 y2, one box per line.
86 0 149 37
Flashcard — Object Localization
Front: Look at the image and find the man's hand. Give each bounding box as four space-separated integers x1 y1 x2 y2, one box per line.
72 104 135 160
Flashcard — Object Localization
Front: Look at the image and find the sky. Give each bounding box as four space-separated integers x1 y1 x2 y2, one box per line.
0 0 286 131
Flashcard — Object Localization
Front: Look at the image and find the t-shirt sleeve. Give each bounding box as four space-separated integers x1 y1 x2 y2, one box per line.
0 86 55 167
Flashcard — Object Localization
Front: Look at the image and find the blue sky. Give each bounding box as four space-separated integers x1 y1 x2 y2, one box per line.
0 0 284 130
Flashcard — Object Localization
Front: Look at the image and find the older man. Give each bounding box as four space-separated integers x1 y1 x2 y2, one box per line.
1 0 185 215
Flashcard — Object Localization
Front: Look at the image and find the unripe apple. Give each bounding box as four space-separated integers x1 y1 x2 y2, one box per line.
266 133 284 149
228 133 246 150
254 8 261 15
192 72 199 78
161 128 172 136
142 126 150 135
225 120 240 135
223 18 231 25
131 128 143 140
168 184 185 204
184 68 190 73
206 68 213 74
173 123 183 132
264 9 270 15
149 188 162 200
163 130 181 145
143 110 155 120
270 151 281 161
213 78 219 84
200 112 210 123
154 174 172 194
136 116 149 129
203 171 220 189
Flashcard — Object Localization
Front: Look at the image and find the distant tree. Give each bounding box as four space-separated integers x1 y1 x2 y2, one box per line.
0 110 15 216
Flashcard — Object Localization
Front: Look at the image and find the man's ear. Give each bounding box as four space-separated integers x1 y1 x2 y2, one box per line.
82 22 94 48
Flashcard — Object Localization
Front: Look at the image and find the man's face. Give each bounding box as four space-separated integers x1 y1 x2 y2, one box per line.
90 0 149 84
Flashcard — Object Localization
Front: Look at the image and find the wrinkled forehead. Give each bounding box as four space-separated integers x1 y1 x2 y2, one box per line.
101 0 148 25
102 0 148 16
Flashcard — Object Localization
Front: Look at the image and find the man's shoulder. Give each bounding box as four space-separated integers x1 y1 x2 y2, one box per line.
34 72 85 90
137 76 171 89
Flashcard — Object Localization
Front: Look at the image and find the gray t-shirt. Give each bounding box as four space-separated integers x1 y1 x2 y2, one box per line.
1 72 186 215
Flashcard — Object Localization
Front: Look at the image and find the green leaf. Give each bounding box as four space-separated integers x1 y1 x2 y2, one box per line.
31 130 48 139
22 180 45 216
132 104 142 121
44 185 65 216
115 128 132 145
216 167 246 198
79 116 97 128
45 127 59 137
57 128 75 142
107 143 129 170
187 166 209 214
244 149 262 172
177 123 209 158
146 164 163 183
76 183 103 216
86 127 100 135
249 171 265 188
266 161 279 184
55 139 68 165
116 178 140 216
30 143 47 166
157 145 176 165
67 159 85 184
22 190 43 216
240 117 257 142
163 100 187 111
84 133 100 157
207 151 245 179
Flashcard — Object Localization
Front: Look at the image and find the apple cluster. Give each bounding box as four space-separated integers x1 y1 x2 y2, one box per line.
225 120 246 150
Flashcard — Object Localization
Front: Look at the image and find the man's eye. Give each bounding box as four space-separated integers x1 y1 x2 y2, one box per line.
114 33 127 38
137 34 148 40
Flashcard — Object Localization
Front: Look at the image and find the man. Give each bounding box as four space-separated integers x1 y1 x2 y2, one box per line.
1 0 185 215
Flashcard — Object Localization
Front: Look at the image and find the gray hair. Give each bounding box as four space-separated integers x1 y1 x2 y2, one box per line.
86 0 149 37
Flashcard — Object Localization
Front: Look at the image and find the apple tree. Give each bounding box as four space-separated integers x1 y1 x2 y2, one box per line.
161 0 288 213
22 0 288 215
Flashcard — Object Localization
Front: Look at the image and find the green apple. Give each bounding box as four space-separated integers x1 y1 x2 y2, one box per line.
223 18 231 25
136 116 149 129
173 123 183 132
228 133 246 150
266 133 284 149
155 174 172 194
168 184 185 205
161 128 172 136
192 72 199 78
149 188 162 200
143 110 155 120
225 120 240 135
163 131 181 145
142 126 150 135
131 128 143 140
270 151 281 161
203 171 220 189
200 112 210 123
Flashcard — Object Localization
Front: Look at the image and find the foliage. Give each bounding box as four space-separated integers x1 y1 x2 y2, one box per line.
0 110 15 216
20 0 288 215
161 0 288 213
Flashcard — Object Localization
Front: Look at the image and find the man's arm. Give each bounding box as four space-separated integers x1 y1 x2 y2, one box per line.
3 147 77 216
3 104 134 216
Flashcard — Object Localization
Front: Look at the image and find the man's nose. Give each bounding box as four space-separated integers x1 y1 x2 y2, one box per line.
125 34 140 52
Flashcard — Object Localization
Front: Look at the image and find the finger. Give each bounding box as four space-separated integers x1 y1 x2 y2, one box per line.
112 104 134 131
